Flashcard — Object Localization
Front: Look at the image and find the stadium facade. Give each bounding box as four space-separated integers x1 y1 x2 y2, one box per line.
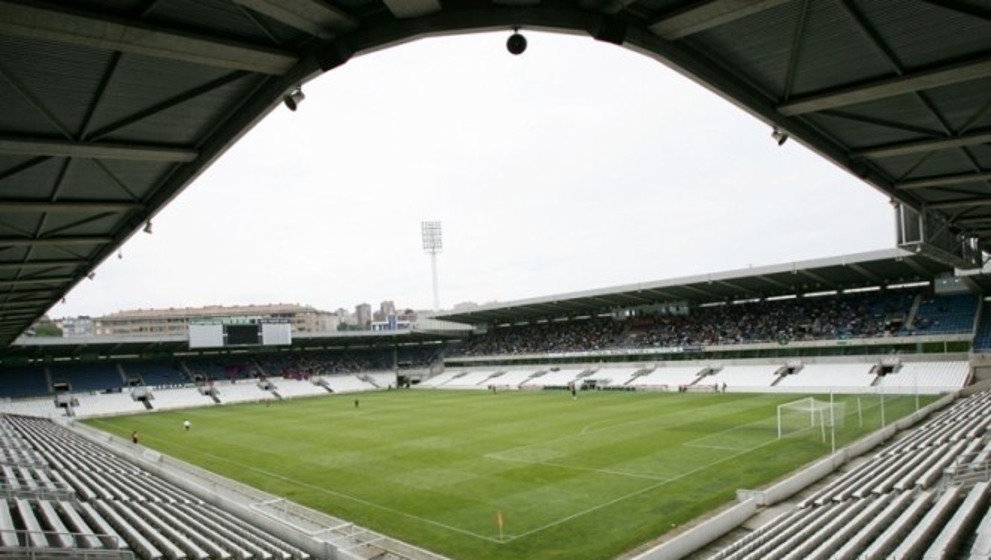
88 303 338 337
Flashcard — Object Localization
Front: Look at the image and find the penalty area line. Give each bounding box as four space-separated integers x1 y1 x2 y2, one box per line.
503 432 780 543
485 452 670 481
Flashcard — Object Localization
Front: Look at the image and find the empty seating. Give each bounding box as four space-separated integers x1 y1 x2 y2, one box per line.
319 374 378 393
483 369 542 387
880 361 971 392
714 390 991 560
123 361 188 386
0 412 308 560
437 369 499 387
274 378 329 398
711 365 778 390
775 363 874 392
147 388 214 411
625 366 703 388
214 382 269 404
50 362 124 393
0 367 48 398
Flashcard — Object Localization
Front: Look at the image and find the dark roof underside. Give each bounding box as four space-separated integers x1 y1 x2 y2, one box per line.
435 248 982 324
0 0 988 343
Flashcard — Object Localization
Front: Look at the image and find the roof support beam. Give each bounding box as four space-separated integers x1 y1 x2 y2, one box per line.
779 56 991 116
649 0 791 40
754 274 790 290
0 304 45 312
847 263 883 283
0 136 198 162
0 236 112 247
0 1 298 75
928 198 991 211
898 256 933 277
0 200 141 213
714 279 758 296
852 130 991 159
0 276 72 286
379 0 442 19
677 284 720 298
230 0 357 38
796 269 830 285
897 171 991 190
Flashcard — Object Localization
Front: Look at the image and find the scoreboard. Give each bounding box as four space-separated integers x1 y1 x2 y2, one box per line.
188 321 291 349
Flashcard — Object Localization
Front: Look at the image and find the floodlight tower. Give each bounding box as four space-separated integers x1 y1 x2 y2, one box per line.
421 221 442 313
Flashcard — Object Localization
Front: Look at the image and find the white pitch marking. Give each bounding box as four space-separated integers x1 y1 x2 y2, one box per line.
485 452 670 481
89 423 506 544
503 430 786 542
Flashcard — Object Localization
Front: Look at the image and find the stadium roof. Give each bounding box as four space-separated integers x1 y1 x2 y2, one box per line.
0 1 988 344
434 248 987 324
2 328 456 361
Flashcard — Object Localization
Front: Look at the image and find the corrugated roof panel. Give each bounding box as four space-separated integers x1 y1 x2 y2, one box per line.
861 0 991 69
0 213 41 235
0 35 114 136
97 161 176 201
871 152 932 181
923 78 991 132
838 93 948 140
0 157 63 199
788 0 895 97
241 8 318 48
970 144 991 169
40 213 125 237
55 159 141 200
805 113 924 148
85 53 236 140
686 0 802 97
100 74 267 145
146 0 282 45
905 149 983 180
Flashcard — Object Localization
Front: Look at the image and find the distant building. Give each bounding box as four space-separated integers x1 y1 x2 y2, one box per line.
380 300 396 316
58 316 94 337
355 303 372 327
371 315 410 332
94 303 335 337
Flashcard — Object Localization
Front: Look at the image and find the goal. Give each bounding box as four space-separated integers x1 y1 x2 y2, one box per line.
777 397 846 442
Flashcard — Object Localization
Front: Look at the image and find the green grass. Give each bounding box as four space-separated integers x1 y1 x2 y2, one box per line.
85 389 934 560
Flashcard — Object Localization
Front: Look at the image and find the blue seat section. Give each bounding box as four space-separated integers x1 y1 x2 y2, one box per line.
49 362 123 393
0 366 49 398
183 357 255 381
908 293 979 335
121 361 188 386
973 302 991 351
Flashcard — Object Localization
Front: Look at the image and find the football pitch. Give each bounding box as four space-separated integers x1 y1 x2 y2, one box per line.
86 389 934 560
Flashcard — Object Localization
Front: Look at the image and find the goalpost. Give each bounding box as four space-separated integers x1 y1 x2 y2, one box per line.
777 397 846 445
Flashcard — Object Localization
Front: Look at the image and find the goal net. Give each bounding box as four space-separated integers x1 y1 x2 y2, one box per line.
777 397 846 442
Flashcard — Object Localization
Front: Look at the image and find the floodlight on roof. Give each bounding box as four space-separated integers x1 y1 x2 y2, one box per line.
422 221 442 313
143 221 153 234
771 127 789 146
283 86 305 111
86 272 95 280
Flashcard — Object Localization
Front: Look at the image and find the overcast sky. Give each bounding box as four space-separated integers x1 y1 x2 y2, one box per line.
51 31 895 318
